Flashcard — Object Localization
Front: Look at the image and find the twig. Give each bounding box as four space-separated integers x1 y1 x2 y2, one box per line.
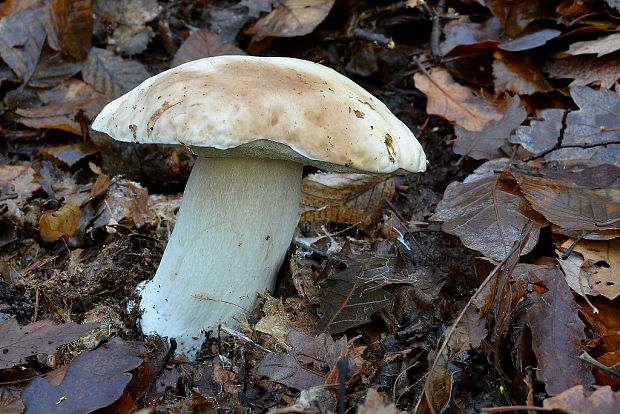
219 324 273 353
525 140 620 161
579 351 620 378
337 359 347 414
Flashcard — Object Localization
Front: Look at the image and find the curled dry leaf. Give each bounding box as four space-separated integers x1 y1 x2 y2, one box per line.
452 95 527 160
527 266 594 396
543 385 620 413
39 202 81 242
171 29 245 68
300 172 395 227
0 318 98 369
247 0 336 43
558 238 619 300
413 68 505 131
93 177 153 229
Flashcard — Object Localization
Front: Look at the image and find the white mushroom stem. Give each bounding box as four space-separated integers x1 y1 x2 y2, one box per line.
139 156 302 359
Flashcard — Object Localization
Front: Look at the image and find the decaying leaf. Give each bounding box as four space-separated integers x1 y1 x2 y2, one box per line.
39 202 81 242
0 318 98 369
93 177 153 229
543 54 620 89
257 328 346 391
558 238 619 300
171 29 245 68
413 68 505 131
543 385 620 413
565 32 620 57
22 338 145 414
358 388 404 414
492 50 553 95
318 246 408 334
527 266 594 395
300 172 395 227
48 0 92 60
247 0 335 43
452 96 527 160
431 160 546 261
82 47 150 98
497 28 561 52
41 142 99 167
440 15 502 56
510 108 564 154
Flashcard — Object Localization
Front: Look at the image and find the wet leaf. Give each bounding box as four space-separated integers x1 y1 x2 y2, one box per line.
543 54 620 89
82 47 149 98
0 318 98 369
22 338 145 414
566 32 620 57
318 247 407 334
28 47 83 88
300 172 395 227
527 266 594 395
497 29 561 52
171 29 245 68
257 328 346 390
413 68 505 131
39 202 81 242
510 108 564 154
492 50 553 95
48 0 92 60
431 160 546 261
543 385 620 413
440 15 502 56
491 0 556 37
453 96 527 159
247 0 335 43
0 6 48 81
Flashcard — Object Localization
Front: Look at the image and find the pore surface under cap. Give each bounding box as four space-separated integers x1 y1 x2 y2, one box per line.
92 56 426 174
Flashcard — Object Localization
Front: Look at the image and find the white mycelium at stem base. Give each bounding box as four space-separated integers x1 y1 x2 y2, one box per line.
139 156 302 358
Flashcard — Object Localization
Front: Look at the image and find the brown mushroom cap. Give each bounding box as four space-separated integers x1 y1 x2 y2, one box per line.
92 56 426 174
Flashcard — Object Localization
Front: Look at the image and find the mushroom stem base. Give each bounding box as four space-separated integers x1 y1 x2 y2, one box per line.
139 157 302 359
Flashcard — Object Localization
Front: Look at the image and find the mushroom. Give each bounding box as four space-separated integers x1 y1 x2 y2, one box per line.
91 56 426 359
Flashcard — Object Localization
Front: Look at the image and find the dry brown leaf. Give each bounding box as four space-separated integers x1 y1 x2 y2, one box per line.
41 142 98 167
543 55 620 89
558 238 619 300
48 0 92 60
440 15 501 56
510 108 564 154
357 388 404 414
300 172 395 226
452 95 527 160
247 0 335 43
566 32 620 57
82 47 150 98
0 318 98 369
413 68 505 131
594 351 620 389
22 338 145 414
491 0 555 37
0 0 45 18
527 266 594 396
39 202 81 242
430 160 546 261
492 50 553 95
497 29 561 51
93 177 153 229
543 385 620 413
171 29 245 68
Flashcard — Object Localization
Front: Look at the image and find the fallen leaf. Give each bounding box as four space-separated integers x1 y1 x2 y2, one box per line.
28 47 83 88
0 0 45 18
491 0 556 37
566 32 620 57
318 246 408 334
453 95 527 159
543 54 620 89
0 6 48 81
171 29 245 68
497 28 561 51
0 318 98 369
82 47 150 98
492 50 553 95
440 15 502 56
594 351 620 390
93 177 153 229
430 160 546 261
39 202 81 242
247 0 335 43
413 68 505 131
527 266 594 395
48 0 92 60
358 388 404 414
257 328 346 391
543 385 620 413
41 142 98 167
510 108 564 154
558 238 619 299
22 338 145 414
300 172 395 227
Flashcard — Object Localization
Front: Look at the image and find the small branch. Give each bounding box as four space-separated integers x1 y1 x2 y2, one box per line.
219 324 273 354
324 28 395 49
579 351 620 378
525 140 620 161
